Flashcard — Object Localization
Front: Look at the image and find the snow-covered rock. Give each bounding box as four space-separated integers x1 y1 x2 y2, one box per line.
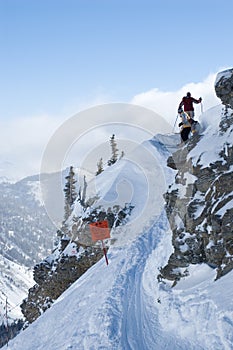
161 102 233 282
215 68 233 108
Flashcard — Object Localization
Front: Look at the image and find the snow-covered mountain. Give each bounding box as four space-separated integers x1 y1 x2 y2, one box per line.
4 69 233 349
0 175 56 268
0 160 18 184
0 175 57 341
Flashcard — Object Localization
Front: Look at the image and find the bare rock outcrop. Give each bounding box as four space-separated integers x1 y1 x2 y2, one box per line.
21 204 133 324
21 241 103 323
159 69 233 284
215 68 233 109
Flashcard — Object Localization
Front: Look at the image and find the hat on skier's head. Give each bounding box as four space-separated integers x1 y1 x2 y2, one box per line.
187 92 191 97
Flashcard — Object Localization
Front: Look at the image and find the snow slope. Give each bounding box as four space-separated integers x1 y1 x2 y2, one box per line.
6 212 233 350
5 212 200 350
5 111 233 349
0 256 33 321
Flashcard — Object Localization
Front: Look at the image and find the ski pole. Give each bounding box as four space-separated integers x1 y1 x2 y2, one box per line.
101 240 109 265
173 114 179 133
201 102 204 114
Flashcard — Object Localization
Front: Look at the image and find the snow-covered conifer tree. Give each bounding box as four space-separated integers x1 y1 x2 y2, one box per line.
107 134 118 166
63 166 77 221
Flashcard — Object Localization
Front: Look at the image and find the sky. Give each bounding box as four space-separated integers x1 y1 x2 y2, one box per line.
0 0 233 180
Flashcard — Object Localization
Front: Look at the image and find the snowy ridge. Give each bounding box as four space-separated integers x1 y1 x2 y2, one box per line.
6 210 233 349
4 211 192 350
5 106 233 349
71 134 176 248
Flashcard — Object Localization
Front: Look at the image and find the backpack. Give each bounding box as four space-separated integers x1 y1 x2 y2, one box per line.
191 120 201 134
181 112 191 126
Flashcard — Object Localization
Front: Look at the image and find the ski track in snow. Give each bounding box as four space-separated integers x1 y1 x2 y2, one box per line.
93 211 204 350
105 220 163 350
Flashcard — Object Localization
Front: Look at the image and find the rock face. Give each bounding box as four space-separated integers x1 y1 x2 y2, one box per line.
159 69 233 284
21 240 103 323
21 204 133 323
215 68 233 109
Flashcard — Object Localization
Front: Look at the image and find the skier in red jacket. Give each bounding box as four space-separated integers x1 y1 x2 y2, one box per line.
178 92 202 118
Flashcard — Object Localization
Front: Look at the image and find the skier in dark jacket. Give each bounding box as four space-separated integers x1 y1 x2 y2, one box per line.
178 92 202 119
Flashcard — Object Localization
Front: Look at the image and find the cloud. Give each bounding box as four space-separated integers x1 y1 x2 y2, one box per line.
131 72 221 126
0 71 223 181
0 115 63 181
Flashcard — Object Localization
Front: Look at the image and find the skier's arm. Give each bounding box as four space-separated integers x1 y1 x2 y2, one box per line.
192 97 202 104
178 99 184 109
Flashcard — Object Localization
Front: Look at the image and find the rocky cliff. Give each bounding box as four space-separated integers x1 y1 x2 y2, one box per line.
21 203 133 323
21 240 103 323
159 69 233 284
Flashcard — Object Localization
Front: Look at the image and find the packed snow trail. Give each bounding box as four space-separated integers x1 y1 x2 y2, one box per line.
104 212 199 350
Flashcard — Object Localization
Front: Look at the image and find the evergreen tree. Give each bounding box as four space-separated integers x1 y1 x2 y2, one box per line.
96 157 104 176
63 166 77 221
107 134 119 166
80 175 87 207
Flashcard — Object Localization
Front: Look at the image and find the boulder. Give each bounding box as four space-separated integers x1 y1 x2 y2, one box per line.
215 68 233 108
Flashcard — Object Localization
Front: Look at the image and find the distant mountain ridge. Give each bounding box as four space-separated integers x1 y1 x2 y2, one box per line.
0 175 55 267
0 173 57 346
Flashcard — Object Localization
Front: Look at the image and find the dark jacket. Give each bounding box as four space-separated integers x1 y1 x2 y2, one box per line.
179 96 200 111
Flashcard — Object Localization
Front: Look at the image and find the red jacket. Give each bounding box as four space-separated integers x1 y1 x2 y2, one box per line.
179 96 200 111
